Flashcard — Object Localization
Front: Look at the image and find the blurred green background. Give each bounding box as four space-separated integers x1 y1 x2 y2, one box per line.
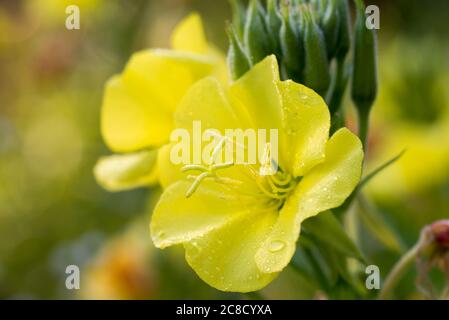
0 0 448 299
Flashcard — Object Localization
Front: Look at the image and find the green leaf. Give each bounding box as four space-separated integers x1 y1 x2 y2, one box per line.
357 195 406 254
290 240 322 289
302 211 364 261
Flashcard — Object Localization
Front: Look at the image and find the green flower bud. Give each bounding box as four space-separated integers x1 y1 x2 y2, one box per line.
230 0 246 39
335 0 351 60
280 2 303 80
266 0 282 56
351 0 378 113
302 8 330 97
321 0 340 59
309 0 326 14
289 0 304 31
244 0 271 64
227 24 251 80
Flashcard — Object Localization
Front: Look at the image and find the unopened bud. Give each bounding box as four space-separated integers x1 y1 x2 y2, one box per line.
351 0 378 113
431 220 449 250
280 2 303 80
321 0 340 59
244 0 271 64
302 8 330 97
230 0 246 39
266 0 282 56
227 24 251 80
335 0 351 60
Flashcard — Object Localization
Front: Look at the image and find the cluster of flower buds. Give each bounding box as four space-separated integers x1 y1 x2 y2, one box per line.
228 0 377 129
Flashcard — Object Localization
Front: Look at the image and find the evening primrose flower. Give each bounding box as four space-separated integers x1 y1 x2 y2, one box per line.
150 55 364 292
94 14 226 191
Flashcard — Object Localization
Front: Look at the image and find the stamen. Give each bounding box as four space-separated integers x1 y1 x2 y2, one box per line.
253 175 288 200
211 162 234 171
185 171 211 198
270 171 291 186
268 175 296 193
181 164 209 172
211 136 227 161
181 141 237 197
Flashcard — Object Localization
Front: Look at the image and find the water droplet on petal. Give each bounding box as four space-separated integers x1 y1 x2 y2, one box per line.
268 240 286 252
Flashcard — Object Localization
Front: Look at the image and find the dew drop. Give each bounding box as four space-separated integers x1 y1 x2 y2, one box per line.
268 240 286 252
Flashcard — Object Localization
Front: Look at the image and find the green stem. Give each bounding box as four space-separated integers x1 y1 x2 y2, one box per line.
357 106 371 154
378 238 424 300
329 57 347 113
329 57 349 134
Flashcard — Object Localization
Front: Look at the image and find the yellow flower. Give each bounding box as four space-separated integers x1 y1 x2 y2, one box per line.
150 56 364 292
94 14 226 191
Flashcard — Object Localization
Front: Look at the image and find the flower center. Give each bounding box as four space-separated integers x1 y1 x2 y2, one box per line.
180 137 298 208
248 165 299 210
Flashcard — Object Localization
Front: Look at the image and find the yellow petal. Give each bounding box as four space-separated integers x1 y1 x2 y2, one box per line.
151 179 260 249
229 55 283 132
229 55 287 167
171 13 208 54
169 77 259 191
294 128 364 221
94 150 158 192
156 142 188 189
185 208 278 292
122 49 215 114
101 75 173 152
157 141 259 195
174 77 245 131
208 46 229 84
101 50 214 152
256 128 363 273
279 80 330 176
